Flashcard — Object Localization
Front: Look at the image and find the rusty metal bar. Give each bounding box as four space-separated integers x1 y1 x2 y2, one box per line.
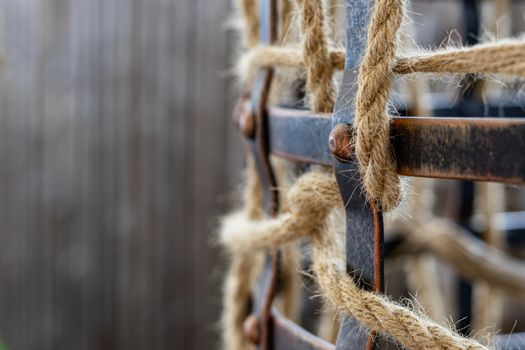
247 0 281 349
332 0 386 348
269 107 333 165
393 117 525 183
272 309 335 350
268 108 525 183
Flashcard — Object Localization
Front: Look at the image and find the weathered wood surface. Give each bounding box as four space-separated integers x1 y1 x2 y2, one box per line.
0 0 241 349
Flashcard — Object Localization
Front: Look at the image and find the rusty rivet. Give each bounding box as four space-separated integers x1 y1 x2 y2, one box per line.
329 123 354 160
243 314 260 344
239 110 256 139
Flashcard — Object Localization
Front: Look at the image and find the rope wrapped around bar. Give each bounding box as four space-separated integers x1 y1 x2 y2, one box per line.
221 0 525 348
220 171 494 350
235 1 525 209
353 0 404 210
239 40 525 81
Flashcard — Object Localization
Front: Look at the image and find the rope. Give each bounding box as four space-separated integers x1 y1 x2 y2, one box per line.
223 0 525 348
293 0 336 112
220 171 491 350
353 0 404 210
385 213 525 299
238 40 525 82
234 0 525 209
221 170 525 348
236 0 260 49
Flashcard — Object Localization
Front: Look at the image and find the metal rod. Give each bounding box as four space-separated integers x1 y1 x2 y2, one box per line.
267 108 525 183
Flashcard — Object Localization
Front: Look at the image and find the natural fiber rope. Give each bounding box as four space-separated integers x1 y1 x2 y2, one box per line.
221 157 263 350
235 0 525 208
353 0 404 210
293 0 336 112
220 171 490 350
224 0 525 348
236 0 260 49
238 40 525 82
395 40 525 76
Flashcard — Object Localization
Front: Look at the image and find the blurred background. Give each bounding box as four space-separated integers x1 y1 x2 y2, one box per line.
0 0 523 350
0 0 243 349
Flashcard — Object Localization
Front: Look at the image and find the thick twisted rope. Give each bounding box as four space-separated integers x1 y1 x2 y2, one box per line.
220 171 491 350
311 223 487 350
224 0 525 349
235 0 525 210
239 40 525 86
395 40 525 76
294 0 336 112
353 0 404 210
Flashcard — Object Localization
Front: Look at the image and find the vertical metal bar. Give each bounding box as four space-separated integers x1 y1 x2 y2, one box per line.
251 0 279 216
332 1 386 349
250 1 280 349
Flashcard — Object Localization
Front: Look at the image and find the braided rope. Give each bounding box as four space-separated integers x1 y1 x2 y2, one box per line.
235 0 525 208
353 0 404 210
223 0 525 348
294 0 336 112
220 171 492 350
239 40 525 80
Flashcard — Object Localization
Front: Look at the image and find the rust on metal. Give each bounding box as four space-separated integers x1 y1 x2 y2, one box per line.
392 117 525 183
269 107 333 165
268 108 525 184
247 1 282 350
233 99 256 140
240 109 255 139
243 314 260 345
328 123 353 161
332 0 387 348
272 309 335 350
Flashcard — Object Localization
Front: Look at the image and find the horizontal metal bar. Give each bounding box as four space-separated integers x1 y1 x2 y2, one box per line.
268 107 525 183
272 309 335 350
269 107 333 165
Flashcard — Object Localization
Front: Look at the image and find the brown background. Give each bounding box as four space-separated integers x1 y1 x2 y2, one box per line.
0 0 241 349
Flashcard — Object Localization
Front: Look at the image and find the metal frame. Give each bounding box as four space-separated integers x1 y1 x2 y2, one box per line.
235 0 525 348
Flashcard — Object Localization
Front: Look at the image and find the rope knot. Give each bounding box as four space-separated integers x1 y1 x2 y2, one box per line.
286 171 340 220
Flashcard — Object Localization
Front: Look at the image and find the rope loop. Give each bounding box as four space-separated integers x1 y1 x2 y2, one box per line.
223 0 525 348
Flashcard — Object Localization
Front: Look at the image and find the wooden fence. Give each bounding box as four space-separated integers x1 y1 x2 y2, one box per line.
0 0 241 348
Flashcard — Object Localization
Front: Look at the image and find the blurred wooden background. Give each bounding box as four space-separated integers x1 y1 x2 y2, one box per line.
0 0 242 349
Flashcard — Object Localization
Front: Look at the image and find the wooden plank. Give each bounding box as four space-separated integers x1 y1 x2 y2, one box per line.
0 0 240 349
